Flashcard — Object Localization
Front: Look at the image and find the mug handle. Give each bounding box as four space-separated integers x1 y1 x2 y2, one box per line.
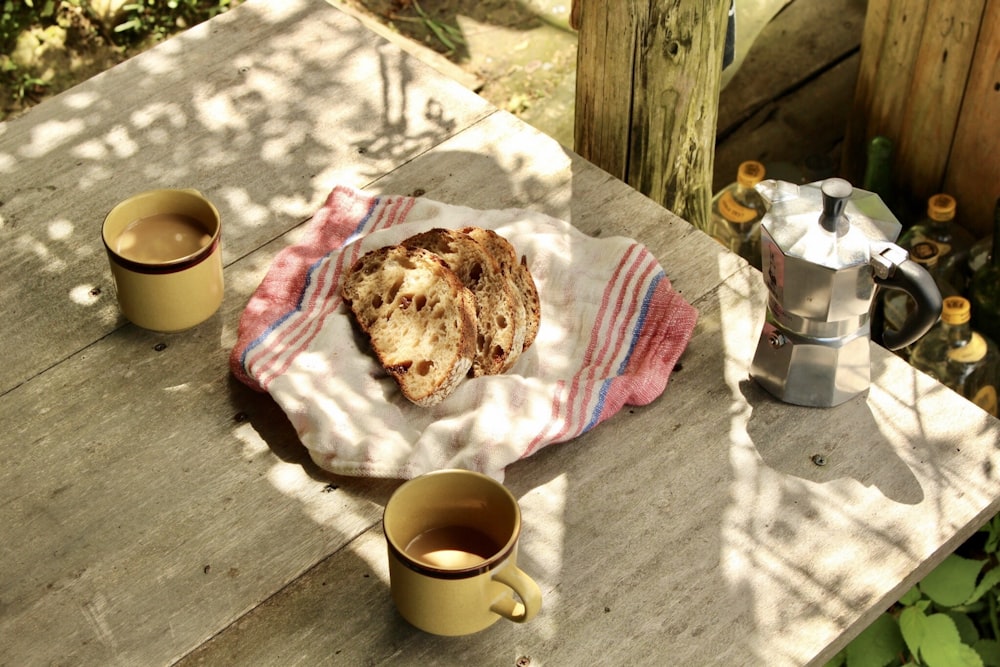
489 565 542 623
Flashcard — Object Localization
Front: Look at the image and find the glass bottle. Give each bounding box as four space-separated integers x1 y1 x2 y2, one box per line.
883 194 973 338
898 193 975 274
862 135 893 209
969 198 1000 346
909 296 999 417
708 160 767 269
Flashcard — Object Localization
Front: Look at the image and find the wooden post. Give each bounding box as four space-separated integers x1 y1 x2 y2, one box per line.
573 0 731 229
844 0 998 236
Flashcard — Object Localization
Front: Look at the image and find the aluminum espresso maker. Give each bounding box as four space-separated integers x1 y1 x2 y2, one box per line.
750 178 942 407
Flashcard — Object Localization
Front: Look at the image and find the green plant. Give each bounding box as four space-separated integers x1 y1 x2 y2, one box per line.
1 0 57 52
113 0 234 44
382 0 464 55
828 514 1000 667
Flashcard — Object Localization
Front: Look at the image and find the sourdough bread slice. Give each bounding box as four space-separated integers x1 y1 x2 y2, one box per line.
341 244 476 406
402 228 521 376
460 226 533 370
516 252 541 351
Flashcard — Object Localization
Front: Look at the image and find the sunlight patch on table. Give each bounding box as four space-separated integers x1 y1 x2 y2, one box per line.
69 284 102 307
517 473 566 640
20 119 86 159
264 460 387 578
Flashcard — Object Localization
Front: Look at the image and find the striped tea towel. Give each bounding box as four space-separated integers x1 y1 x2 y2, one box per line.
230 185 698 480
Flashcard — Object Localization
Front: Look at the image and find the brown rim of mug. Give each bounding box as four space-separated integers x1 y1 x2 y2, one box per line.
384 529 518 580
104 234 221 275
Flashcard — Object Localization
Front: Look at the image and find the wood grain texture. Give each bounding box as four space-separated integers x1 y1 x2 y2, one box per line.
2 2 1000 667
944 0 1000 237
844 0 993 230
843 0 928 185
895 0 986 208
0 0 493 397
574 0 731 229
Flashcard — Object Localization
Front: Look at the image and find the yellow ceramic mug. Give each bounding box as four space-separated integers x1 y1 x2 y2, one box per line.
383 469 542 636
102 189 223 333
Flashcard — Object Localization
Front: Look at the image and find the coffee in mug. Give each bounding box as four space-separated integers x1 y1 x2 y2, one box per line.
102 189 223 333
383 469 542 636
114 213 213 264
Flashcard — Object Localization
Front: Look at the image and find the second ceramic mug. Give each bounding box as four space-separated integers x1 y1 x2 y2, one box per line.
383 469 542 636
102 188 223 333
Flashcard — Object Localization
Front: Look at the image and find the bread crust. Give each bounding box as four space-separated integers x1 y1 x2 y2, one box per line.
460 226 540 368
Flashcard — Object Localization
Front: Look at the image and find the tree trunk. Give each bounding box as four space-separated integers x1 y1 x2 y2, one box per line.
573 0 731 229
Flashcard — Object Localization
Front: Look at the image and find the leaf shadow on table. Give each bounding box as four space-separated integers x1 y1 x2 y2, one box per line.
738 376 924 506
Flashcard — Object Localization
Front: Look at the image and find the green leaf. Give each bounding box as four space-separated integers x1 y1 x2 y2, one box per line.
967 567 1000 605
845 613 904 667
920 555 987 607
974 639 1000 667
900 586 923 606
920 613 983 667
823 649 846 667
923 641 985 667
901 605 930 658
947 610 981 645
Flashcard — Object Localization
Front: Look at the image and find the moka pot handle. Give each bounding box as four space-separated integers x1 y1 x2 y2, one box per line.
871 245 943 351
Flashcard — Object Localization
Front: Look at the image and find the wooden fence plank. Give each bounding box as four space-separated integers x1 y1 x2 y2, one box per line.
944 0 1000 237
896 0 986 213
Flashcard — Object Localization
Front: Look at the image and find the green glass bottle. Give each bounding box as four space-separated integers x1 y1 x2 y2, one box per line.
969 198 1000 346
707 160 767 269
862 135 893 207
909 296 999 417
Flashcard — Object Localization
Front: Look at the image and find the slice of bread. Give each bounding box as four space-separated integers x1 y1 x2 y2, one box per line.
341 244 476 406
460 226 538 370
516 252 541 351
402 228 522 376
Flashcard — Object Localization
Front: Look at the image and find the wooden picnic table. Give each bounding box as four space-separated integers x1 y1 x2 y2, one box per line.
2 1 999 665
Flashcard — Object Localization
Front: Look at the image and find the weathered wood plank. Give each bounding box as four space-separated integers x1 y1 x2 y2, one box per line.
0 0 493 397
944 0 1000 237
574 0 731 229
177 253 1000 667
4 3 1000 667
843 0 929 186
895 0 986 211
716 0 865 138
844 0 991 228
0 105 725 667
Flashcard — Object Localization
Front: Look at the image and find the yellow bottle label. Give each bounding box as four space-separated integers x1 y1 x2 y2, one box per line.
718 191 758 224
972 385 998 417
948 332 987 363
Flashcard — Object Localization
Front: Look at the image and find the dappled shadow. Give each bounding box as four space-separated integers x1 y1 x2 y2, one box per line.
0 0 488 397
7 1 1000 665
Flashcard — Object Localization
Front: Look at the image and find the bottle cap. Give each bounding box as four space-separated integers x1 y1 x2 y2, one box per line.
737 161 766 188
941 296 971 325
927 194 956 222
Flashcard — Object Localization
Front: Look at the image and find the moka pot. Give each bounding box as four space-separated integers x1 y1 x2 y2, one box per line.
750 178 942 407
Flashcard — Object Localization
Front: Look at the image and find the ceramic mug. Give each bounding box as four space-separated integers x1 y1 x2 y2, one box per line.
102 189 223 333
383 469 542 636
